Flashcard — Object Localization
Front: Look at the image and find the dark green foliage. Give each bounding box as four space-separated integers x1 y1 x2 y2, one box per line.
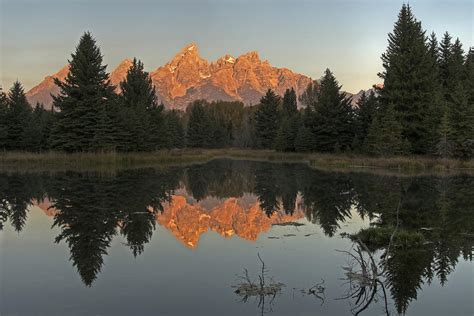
233 106 257 148
116 58 164 151
275 89 300 152
353 90 378 151
282 88 298 117
184 100 248 149
6 81 31 150
294 125 314 152
186 100 213 148
308 69 354 152
0 87 8 150
464 47 474 104
255 89 281 148
22 103 54 152
436 111 455 158
51 32 115 152
163 110 185 149
378 4 440 154
299 80 319 109
449 83 473 158
365 104 407 155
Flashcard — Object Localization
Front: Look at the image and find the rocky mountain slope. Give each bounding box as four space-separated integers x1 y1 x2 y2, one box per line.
26 43 312 110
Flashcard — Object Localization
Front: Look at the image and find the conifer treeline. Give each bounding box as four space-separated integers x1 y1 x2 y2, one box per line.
0 5 472 158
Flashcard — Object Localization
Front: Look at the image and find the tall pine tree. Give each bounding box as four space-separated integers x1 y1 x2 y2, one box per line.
309 69 354 152
378 4 439 154
186 101 212 148
118 58 163 151
51 32 115 152
353 90 378 151
275 88 299 151
6 81 31 150
0 87 8 150
255 89 281 149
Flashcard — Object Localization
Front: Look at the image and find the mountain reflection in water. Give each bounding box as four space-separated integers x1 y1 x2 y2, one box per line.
1 159 473 315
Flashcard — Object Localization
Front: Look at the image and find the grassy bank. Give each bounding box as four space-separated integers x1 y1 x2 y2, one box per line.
0 149 473 174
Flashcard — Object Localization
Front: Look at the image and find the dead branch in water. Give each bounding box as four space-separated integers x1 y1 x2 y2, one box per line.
337 239 391 315
232 253 284 315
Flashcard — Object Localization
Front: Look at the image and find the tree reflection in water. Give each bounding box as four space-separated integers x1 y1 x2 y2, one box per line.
0 159 472 313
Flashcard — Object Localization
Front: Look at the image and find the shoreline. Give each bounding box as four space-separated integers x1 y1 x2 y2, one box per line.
0 149 473 175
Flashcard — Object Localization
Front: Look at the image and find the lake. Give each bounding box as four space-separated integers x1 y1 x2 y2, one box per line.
1 159 473 315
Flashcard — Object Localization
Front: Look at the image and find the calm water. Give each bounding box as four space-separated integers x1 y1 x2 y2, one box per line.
1 159 473 316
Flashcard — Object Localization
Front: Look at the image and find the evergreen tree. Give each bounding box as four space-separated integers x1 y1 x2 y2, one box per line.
22 103 54 151
6 81 31 150
255 89 281 148
294 125 315 152
365 104 407 155
464 47 474 104
299 80 319 109
378 4 439 154
233 107 257 148
425 32 444 149
91 105 116 151
118 58 163 151
436 111 454 158
282 88 298 117
275 88 299 151
449 82 473 158
309 69 354 152
438 32 453 95
0 87 8 150
441 41 473 158
51 32 115 152
353 90 378 151
163 110 185 149
186 100 212 148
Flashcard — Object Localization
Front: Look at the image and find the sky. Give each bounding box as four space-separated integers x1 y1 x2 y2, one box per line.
0 0 472 93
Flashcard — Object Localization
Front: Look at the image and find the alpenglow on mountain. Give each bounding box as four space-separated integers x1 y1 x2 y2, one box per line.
26 43 312 110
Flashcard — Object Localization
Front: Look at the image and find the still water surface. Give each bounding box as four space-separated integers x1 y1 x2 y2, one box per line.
1 159 473 315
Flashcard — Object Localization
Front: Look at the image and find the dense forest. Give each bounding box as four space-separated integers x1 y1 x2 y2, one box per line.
0 4 472 158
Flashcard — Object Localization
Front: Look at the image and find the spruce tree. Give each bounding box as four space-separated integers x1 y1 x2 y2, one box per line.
353 90 377 151
6 81 31 150
282 88 298 117
0 87 8 150
23 103 54 152
436 111 454 158
294 125 315 152
439 32 453 95
51 32 115 152
299 80 319 109
186 101 212 148
255 89 281 148
464 48 474 104
378 4 439 154
118 58 161 151
442 41 473 158
449 82 473 158
309 69 354 152
275 88 299 151
163 110 185 149
366 104 407 155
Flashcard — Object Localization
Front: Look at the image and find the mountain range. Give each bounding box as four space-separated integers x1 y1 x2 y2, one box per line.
35 193 304 249
26 43 313 110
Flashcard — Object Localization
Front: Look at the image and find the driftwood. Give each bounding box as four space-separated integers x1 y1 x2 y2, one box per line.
232 254 284 315
272 221 305 227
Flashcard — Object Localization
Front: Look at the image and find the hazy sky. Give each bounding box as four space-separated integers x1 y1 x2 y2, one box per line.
1 0 472 93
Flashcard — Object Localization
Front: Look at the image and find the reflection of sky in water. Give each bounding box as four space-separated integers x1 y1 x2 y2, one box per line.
2 202 473 316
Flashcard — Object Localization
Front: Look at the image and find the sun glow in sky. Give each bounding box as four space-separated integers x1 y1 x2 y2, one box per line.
1 0 472 93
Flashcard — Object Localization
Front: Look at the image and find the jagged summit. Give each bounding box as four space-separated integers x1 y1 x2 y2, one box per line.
26 44 312 110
